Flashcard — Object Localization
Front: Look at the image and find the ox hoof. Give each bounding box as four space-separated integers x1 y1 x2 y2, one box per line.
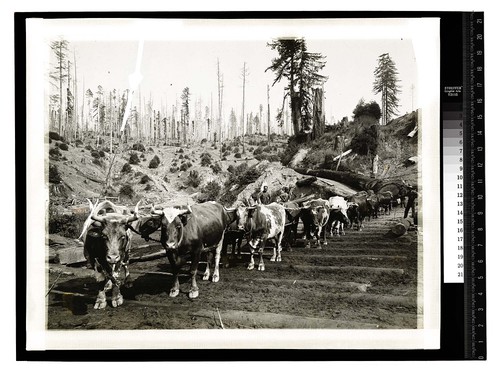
276 256 282 262
169 289 179 298
323 241 328 245
270 256 276 262
189 289 199 299
305 244 311 249
247 264 255 271
258 264 265 271
202 273 210 281
212 274 220 283
111 294 123 308
94 299 107 310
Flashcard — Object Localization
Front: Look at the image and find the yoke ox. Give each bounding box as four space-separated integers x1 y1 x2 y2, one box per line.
327 196 350 236
347 192 371 231
378 191 393 214
282 201 302 250
376 182 411 209
80 199 140 309
366 190 380 219
301 199 330 247
137 201 238 299
346 202 360 230
237 203 286 271
221 220 245 267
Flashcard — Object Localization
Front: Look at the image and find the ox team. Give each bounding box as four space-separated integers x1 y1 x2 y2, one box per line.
81 181 417 308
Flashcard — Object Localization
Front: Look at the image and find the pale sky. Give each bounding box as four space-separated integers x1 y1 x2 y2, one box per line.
41 18 425 126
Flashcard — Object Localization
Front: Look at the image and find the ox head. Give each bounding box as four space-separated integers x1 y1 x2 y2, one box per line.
303 200 330 228
347 202 360 217
136 204 164 241
149 205 192 249
236 204 257 232
223 206 240 229
91 203 139 266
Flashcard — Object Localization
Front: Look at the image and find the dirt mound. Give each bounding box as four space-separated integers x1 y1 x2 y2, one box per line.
282 110 420 186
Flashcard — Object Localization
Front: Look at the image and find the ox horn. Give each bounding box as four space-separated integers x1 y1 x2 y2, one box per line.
150 204 164 216
179 205 192 215
86 198 95 212
127 200 141 223
91 215 105 223
132 200 141 215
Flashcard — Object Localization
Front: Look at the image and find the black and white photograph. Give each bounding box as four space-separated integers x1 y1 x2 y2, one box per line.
24 15 442 351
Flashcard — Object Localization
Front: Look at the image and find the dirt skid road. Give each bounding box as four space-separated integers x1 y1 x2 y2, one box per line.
47 207 420 330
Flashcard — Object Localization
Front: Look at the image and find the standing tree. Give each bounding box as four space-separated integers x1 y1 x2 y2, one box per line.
373 53 401 125
266 38 327 139
253 114 260 136
49 39 70 135
258 104 263 134
65 58 74 140
229 108 237 139
181 87 190 144
92 85 106 145
85 88 93 133
216 59 224 146
240 62 249 152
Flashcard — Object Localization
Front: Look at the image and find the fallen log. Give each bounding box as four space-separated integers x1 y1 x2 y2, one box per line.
52 245 87 265
288 194 316 205
239 277 371 291
75 170 105 184
293 167 374 191
129 250 167 263
332 149 352 161
292 265 405 275
295 176 317 187
385 218 414 238
189 309 380 329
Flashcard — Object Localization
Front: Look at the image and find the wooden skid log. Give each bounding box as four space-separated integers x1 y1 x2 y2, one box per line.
189 309 380 329
292 265 405 275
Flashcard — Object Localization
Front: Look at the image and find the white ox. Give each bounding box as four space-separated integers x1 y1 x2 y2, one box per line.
327 196 350 236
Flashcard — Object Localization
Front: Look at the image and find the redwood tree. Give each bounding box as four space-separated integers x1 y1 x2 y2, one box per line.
266 38 327 139
373 53 401 125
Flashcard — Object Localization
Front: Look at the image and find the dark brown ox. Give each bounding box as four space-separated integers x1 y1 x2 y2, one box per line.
376 181 411 209
282 201 302 251
377 191 394 214
137 201 238 299
347 192 371 231
300 199 330 248
366 190 380 219
221 220 244 267
237 203 286 271
82 200 140 309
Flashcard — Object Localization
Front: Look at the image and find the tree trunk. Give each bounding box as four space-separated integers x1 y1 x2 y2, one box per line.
267 85 271 144
58 43 63 136
293 167 374 191
312 88 324 140
386 218 413 238
291 93 301 136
